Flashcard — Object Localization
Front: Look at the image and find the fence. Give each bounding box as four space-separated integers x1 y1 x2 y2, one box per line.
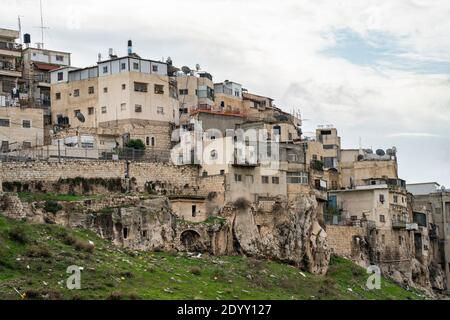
0 146 172 163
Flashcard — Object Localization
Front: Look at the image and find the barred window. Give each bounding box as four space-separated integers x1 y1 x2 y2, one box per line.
287 172 308 184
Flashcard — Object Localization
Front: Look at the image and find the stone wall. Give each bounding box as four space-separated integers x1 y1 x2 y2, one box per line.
0 160 200 194
326 225 366 258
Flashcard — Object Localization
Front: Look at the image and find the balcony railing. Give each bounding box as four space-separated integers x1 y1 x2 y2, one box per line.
392 219 407 229
0 42 22 52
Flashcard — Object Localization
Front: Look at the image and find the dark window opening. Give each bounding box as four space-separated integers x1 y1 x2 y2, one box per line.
192 205 197 217
123 227 129 239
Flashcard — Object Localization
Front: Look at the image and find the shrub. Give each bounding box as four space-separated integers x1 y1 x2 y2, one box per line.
125 139 146 150
73 240 95 253
190 266 202 276
43 201 62 214
233 198 251 210
8 226 29 244
106 291 123 300
26 245 52 258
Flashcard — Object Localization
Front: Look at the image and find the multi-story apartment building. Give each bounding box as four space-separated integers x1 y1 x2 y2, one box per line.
0 29 45 152
22 36 71 122
176 71 214 114
0 28 21 107
50 46 179 151
213 80 243 113
407 182 450 291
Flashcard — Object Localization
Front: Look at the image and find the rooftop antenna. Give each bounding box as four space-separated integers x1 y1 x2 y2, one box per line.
18 15 24 45
34 0 49 48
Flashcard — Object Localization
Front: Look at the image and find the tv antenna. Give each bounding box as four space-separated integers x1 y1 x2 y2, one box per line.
33 0 49 48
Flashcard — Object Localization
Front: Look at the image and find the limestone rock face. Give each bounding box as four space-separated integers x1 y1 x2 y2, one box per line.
231 194 331 275
85 198 177 251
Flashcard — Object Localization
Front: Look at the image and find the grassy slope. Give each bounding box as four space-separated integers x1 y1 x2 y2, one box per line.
0 215 426 300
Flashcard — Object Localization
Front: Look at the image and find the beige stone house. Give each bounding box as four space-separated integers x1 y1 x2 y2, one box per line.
50 53 179 152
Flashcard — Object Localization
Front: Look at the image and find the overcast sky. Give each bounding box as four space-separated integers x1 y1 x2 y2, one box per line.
3 0 450 187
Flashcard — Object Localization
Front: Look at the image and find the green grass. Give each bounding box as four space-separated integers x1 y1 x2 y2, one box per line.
17 192 102 203
0 215 426 300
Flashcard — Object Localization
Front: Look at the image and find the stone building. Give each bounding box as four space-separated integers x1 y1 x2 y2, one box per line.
50 43 178 152
0 28 21 107
407 182 450 291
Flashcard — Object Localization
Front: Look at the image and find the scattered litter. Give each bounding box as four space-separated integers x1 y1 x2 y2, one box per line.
347 288 353 292
26 265 30 270
164 288 174 294
299 272 306 278
43 281 48 286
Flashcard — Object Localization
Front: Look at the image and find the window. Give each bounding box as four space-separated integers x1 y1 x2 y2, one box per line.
154 84 164 94
122 84 126 90
121 62 126 70
192 205 197 217
55 92 61 100
135 104 142 112
220 170 225 176
22 141 32 149
379 194 385 203
381 234 385 244
234 174 242 182
1 141 8 152
157 106 164 114
152 65 158 72
179 89 188 95
380 215 385 222
57 72 63 81
133 62 139 70
0 119 10 127
22 120 31 128
272 177 280 184
73 89 80 97
287 172 308 184
88 86 94 94
323 145 335 150
74 109 81 117
103 66 108 73
142 230 148 239
234 90 240 97
103 87 108 93
120 103 126 111
56 55 64 62
202 171 208 177
134 82 148 92
151 137 155 146
262 176 269 184
287 153 297 162
393 195 398 203
146 137 150 146
101 106 107 114
288 133 293 141
88 107 94 115
123 227 128 239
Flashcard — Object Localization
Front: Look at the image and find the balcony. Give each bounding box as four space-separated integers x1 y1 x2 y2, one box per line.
392 219 407 229
0 42 22 58
0 61 21 78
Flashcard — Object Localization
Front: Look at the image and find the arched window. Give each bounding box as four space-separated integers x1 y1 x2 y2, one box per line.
146 137 150 146
151 137 155 147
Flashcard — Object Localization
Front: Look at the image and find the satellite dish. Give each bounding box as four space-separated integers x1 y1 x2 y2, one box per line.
386 149 393 156
392 147 397 154
195 64 201 71
166 57 172 65
76 112 86 123
376 149 385 156
365 149 373 154
181 66 191 75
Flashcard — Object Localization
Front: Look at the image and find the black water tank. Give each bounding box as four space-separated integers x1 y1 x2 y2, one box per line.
127 40 132 47
24 33 31 44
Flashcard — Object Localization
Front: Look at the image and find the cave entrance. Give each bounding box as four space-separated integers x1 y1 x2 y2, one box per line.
180 230 204 252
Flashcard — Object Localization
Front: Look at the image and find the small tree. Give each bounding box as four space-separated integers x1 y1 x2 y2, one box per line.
125 139 146 150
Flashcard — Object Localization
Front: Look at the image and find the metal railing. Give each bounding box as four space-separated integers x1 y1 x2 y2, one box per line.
0 146 172 163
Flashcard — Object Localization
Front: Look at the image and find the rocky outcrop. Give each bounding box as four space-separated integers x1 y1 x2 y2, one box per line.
229 194 330 275
0 192 331 275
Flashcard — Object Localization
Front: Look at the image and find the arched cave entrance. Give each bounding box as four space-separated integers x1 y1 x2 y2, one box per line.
180 230 204 252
